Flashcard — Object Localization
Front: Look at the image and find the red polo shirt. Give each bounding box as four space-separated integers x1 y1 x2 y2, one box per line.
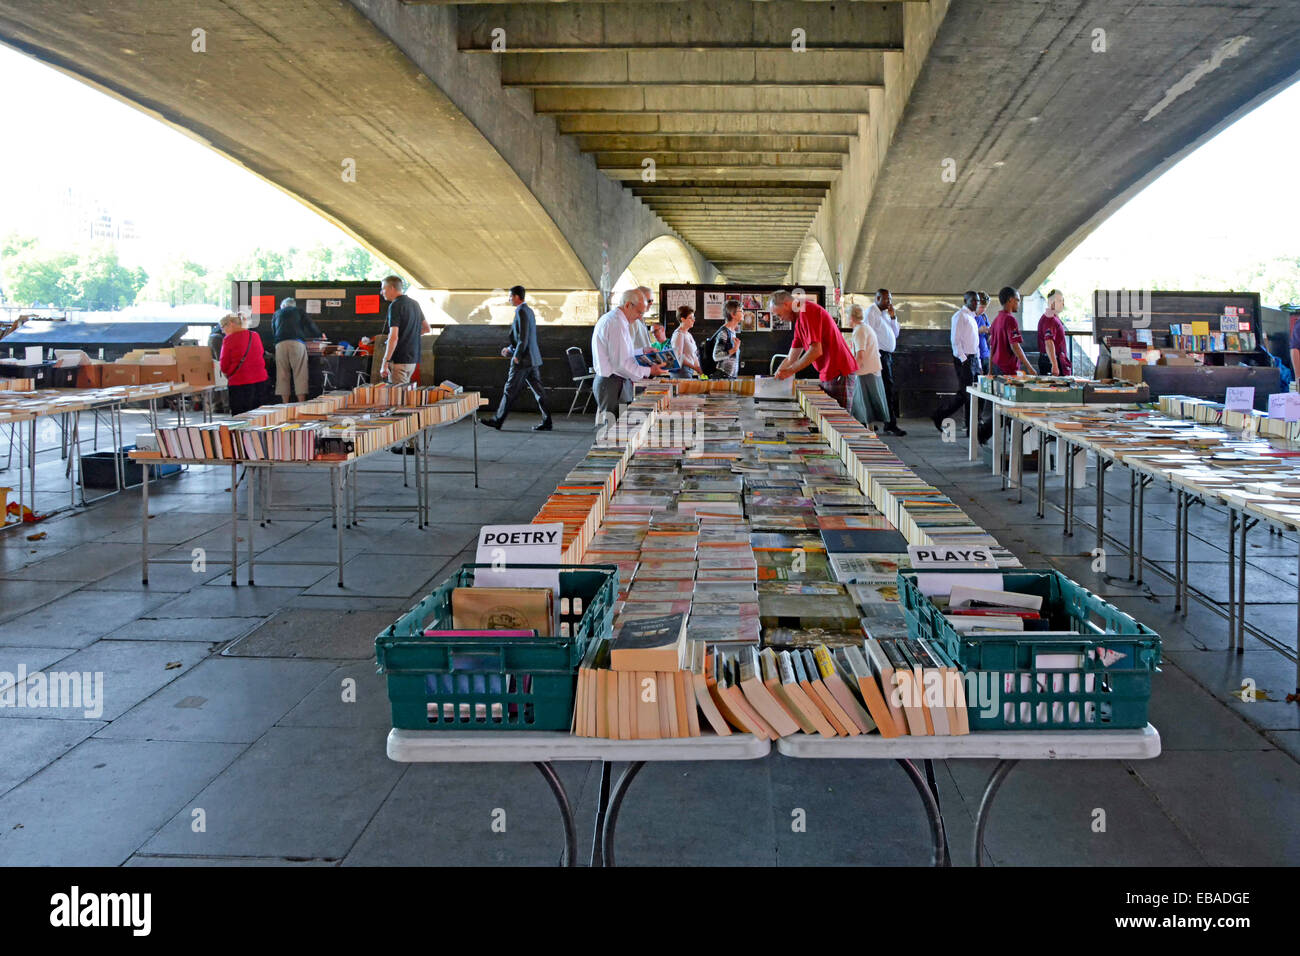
989 310 1024 374
791 301 858 381
1036 312 1072 375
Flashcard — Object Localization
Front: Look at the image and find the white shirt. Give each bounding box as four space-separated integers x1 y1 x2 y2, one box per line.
847 322 882 376
671 327 699 370
863 303 899 353
950 306 979 361
592 308 651 381
629 317 654 352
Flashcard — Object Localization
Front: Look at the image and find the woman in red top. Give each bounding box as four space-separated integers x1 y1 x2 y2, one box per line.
218 313 269 415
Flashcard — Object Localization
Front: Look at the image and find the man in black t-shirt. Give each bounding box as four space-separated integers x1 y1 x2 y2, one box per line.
379 275 430 384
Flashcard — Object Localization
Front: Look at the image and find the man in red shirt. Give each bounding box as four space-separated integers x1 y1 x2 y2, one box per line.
772 289 859 411
988 286 1033 376
1036 289 1072 376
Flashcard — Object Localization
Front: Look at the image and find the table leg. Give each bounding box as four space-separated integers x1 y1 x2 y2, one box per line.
923 758 952 863
1226 509 1236 644
1182 497 1192 614
141 461 150 585
230 465 239 587
1127 471 1136 580
895 758 948 867
1063 444 1074 537
247 466 256 586
336 467 346 588
1238 516 1251 654
967 391 978 461
973 759 1019 867
472 411 480 489
329 468 338 530
28 417 36 516
991 407 1003 477
532 761 578 868
590 761 613 867
1009 420 1023 494
1136 478 1149 586
1036 433 1047 518
1095 460 1107 552
600 760 645 868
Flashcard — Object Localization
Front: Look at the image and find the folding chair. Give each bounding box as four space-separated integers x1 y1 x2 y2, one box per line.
566 346 595 416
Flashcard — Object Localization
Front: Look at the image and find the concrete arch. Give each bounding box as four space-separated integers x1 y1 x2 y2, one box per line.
613 234 710 295
792 234 836 291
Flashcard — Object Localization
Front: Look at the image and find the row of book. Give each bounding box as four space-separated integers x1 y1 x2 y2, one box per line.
148 390 481 462
574 636 971 739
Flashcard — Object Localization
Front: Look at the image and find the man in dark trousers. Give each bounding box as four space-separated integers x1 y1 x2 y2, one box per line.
482 286 553 431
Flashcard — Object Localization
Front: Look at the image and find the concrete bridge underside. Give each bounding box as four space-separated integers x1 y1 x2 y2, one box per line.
2 0 1299 297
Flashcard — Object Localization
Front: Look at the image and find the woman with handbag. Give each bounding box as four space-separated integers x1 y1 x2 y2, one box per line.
218 313 270 415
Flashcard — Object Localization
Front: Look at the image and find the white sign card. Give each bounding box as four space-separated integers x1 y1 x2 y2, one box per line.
475 523 564 629
702 291 725 323
908 545 998 570
305 299 322 314
665 289 694 315
1267 391 1300 421
1224 387 1255 412
1219 315 1236 332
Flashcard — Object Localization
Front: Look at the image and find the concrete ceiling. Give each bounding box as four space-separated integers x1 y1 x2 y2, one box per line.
820 0 1300 293
447 0 912 282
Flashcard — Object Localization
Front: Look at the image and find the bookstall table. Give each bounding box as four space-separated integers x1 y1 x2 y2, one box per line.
964 387 1091 485
999 405 1300 695
133 397 486 588
779 724 1161 866
386 729 769 867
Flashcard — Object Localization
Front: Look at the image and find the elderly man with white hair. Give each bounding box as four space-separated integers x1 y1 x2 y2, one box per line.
591 287 667 421
271 296 323 403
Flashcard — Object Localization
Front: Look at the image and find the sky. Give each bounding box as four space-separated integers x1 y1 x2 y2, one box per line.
0 44 353 267
0 42 1297 304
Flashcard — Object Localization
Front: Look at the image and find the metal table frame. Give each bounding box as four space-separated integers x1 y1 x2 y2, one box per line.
386 730 770 866
137 402 484 588
1006 409 1300 693
778 725 1161 866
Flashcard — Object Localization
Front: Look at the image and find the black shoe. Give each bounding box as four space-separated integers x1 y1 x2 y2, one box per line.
532 420 553 431
885 425 908 437
932 414 944 432
480 417 502 430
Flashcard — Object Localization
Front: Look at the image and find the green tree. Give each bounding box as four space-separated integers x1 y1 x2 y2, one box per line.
71 247 147 310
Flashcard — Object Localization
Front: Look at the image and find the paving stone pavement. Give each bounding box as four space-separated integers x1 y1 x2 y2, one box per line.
0 410 1295 865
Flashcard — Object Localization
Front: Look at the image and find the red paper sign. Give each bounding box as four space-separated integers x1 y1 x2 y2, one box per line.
252 295 275 315
355 294 381 315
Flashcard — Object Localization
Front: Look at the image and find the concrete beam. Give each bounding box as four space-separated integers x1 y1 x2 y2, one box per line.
595 150 843 167
534 85 874 113
458 1 904 52
502 50 885 86
572 134 853 154
603 166 838 182
556 112 863 135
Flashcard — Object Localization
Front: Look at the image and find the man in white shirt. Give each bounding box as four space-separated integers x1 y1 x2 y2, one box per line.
863 288 905 435
592 287 666 422
630 285 656 352
932 290 982 433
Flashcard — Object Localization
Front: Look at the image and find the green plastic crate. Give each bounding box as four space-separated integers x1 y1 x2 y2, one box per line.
897 568 1160 730
998 380 1084 404
375 564 618 731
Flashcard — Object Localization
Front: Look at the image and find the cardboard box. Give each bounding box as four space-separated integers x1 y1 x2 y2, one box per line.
172 346 211 367
76 363 104 389
177 360 215 388
101 364 141 387
1113 363 1144 384
138 362 178 384
1159 353 1195 367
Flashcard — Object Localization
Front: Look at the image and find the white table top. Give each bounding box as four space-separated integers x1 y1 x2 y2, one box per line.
776 724 1160 760
387 729 770 763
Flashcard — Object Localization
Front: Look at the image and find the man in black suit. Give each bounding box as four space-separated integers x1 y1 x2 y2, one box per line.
482 286 553 431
